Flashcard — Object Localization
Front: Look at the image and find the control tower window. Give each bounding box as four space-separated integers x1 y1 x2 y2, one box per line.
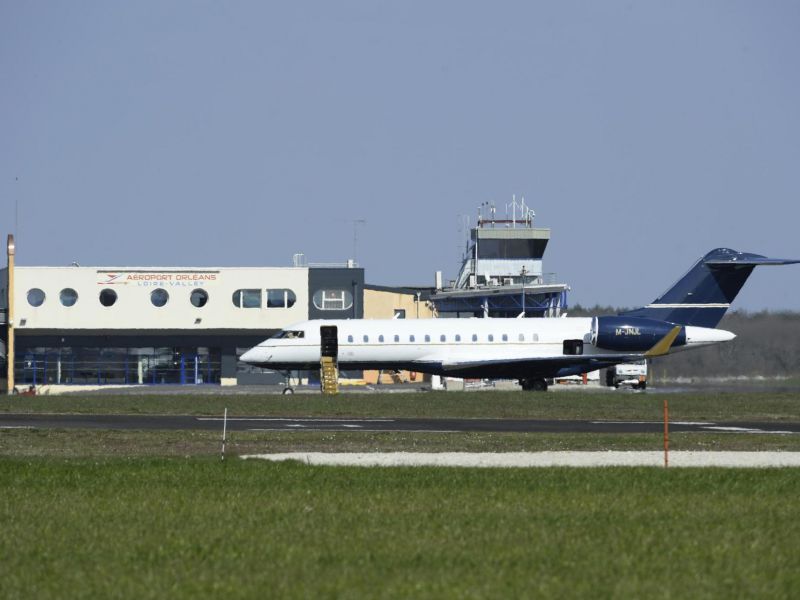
27 288 46 307
99 288 117 307
190 289 209 308
232 289 261 308
60 288 78 307
477 239 548 260
266 289 297 308
312 290 353 311
150 288 169 307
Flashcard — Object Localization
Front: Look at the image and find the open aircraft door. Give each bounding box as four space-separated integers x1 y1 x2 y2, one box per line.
319 326 339 394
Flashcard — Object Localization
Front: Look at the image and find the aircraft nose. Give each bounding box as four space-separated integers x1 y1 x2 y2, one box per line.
240 347 261 364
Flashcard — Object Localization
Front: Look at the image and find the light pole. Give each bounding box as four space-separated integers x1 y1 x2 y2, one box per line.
7 234 15 394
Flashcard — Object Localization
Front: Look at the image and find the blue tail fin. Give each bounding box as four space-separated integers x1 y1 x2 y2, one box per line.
621 248 799 328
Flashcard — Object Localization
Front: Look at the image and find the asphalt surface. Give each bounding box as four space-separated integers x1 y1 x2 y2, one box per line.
1 413 799 435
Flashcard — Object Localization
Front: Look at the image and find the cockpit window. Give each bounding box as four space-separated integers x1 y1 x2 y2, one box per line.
271 330 305 339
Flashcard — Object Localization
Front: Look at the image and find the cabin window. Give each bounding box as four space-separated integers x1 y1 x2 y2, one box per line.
502 334 508 342
190 289 208 308
455 334 461 342
472 334 478 342
27 288 45 307
363 335 369 343
518 333 525 342
271 330 305 339
232 289 261 308
394 335 400 342
347 335 354 343
150 288 169 307
60 288 78 307
440 334 446 342
409 335 416 342
378 335 385 343
533 333 539 342
424 335 431 343
312 289 353 311
266 289 297 308
488 334 494 342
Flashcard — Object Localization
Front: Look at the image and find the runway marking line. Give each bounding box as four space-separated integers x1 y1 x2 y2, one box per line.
196 417 394 423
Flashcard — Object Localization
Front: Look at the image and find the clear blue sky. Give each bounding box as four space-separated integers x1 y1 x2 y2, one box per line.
3 2 799 310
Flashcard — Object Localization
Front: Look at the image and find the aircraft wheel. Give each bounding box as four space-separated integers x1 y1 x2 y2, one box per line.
531 378 548 392
282 387 295 395
637 382 647 390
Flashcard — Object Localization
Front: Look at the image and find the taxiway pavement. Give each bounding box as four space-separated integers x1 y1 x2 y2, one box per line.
1 413 799 435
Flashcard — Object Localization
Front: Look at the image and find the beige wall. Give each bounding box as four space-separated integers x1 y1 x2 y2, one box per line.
362 288 434 384
363 289 436 320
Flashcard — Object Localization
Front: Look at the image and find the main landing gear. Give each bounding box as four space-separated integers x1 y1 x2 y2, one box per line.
520 378 549 392
281 371 295 395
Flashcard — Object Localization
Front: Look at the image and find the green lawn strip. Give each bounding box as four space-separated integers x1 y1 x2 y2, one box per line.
1 458 798 598
3 429 800 458
2 390 800 421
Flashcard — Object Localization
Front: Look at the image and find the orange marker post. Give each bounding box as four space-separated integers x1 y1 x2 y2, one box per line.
663 398 669 468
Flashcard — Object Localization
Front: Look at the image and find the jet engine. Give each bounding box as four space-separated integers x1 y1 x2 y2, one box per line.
591 316 685 352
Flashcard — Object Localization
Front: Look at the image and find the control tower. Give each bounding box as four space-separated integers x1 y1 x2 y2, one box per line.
431 198 569 318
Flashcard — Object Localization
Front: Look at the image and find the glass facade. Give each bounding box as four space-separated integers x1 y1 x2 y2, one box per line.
150 288 169 307
15 347 222 385
312 290 353 310
27 288 45 307
190 289 209 307
232 289 261 308
266 289 297 308
60 288 78 307
476 239 548 260
99 288 118 307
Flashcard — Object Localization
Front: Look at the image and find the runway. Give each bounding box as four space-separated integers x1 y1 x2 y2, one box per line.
1 413 799 435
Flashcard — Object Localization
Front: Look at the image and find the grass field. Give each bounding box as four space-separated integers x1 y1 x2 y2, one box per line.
2 458 799 599
3 389 800 421
3 429 800 458
2 390 799 597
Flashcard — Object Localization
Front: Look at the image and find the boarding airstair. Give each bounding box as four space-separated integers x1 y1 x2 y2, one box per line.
320 326 339 395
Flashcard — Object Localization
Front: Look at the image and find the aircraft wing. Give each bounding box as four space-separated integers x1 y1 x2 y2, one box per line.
440 353 646 380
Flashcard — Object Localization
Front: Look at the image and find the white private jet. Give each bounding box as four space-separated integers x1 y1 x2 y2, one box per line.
240 248 798 391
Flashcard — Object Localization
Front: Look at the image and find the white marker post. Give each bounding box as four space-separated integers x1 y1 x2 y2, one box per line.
221 407 228 461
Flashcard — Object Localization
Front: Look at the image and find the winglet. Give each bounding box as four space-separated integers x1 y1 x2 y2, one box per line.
644 325 683 358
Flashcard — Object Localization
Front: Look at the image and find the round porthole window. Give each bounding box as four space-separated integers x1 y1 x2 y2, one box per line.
190 289 208 307
150 288 169 307
60 288 78 307
99 288 118 307
27 288 46 307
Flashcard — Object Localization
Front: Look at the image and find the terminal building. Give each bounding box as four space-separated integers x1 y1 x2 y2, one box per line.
0 240 366 388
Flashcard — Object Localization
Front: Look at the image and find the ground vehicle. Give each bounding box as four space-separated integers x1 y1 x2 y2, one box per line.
604 360 647 389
